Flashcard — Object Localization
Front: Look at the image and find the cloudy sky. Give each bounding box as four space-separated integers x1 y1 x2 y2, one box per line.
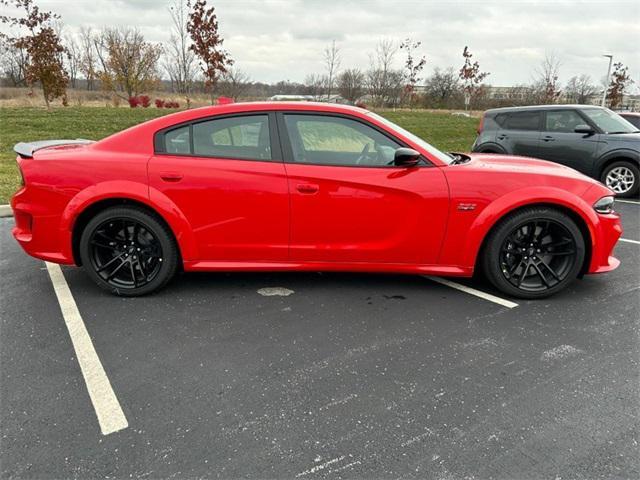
7 0 640 89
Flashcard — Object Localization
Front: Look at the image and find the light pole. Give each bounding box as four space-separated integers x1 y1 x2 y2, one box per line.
601 54 613 107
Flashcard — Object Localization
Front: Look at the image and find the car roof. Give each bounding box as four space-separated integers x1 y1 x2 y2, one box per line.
484 104 605 115
186 101 369 115
618 111 640 117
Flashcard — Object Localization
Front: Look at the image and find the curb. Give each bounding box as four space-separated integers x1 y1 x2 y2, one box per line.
0 205 12 218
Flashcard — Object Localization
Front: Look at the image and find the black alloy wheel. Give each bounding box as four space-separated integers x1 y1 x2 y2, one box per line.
482 208 585 299
79 206 178 296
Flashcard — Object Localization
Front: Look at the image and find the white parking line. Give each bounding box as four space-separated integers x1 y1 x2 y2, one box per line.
45 262 128 435
620 238 640 245
423 276 519 309
616 199 640 205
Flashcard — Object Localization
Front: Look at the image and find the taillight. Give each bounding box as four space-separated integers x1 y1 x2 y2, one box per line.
477 115 485 135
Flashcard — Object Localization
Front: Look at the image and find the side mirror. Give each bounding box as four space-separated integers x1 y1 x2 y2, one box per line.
394 148 421 167
574 125 595 135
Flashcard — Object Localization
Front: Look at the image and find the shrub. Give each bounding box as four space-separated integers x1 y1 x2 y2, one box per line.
139 95 151 108
128 96 140 108
165 101 180 108
155 98 165 108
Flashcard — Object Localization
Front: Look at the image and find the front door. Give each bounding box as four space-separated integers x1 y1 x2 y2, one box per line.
538 109 601 174
148 113 289 262
279 113 449 265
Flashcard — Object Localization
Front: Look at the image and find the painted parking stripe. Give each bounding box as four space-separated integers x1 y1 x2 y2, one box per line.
620 238 640 245
616 199 639 205
45 262 128 435
423 276 519 309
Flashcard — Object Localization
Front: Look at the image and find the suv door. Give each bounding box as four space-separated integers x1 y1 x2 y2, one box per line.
538 109 601 174
149 113 289 262
278 112 449 264
495 110 542 157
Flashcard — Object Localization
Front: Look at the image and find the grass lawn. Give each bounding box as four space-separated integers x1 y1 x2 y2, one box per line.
0 107 479 203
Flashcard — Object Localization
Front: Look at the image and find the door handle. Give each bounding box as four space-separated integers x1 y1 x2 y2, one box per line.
542 136 555 142
296 183 319 194
160 171 183 182
497 134 508 140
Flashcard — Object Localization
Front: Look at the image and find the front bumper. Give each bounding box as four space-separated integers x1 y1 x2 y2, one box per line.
586 211 622 274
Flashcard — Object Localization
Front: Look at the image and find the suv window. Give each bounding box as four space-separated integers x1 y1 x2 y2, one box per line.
283 114 401 166
545 110 586 133
192 115 271 160
502 111 541 131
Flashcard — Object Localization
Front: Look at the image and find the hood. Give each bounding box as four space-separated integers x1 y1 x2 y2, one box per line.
464 153 595 181
601 132 640 143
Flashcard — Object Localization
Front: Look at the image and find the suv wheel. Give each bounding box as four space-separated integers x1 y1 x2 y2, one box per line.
79 206 179 296
482 207 585 299
601 161 639 198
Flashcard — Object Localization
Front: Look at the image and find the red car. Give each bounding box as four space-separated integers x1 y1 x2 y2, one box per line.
11 102 622 298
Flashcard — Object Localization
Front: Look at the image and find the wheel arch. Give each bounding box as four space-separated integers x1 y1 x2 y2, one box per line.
474 142 506 154
463 189 597 277
473 202 593 277
61 182 198 265
596 150 640 178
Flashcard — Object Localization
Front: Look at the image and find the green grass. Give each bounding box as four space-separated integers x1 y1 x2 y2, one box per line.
0 107 478 203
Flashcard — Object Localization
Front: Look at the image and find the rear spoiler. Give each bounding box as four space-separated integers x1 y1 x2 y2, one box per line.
14 139 94 158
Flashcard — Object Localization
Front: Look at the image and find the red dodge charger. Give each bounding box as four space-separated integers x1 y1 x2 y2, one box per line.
11 102 622 298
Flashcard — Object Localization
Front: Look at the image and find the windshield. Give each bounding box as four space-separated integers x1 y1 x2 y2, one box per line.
367 112 454 164
581 108 639 134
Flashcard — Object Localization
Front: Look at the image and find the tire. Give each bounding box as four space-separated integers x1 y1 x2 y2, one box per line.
79 206 179 296
601 161 639 198
481 207 585 299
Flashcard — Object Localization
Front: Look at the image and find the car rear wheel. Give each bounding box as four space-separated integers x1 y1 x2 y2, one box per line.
601 161 639 198
79 206 178 296
482 208 585 299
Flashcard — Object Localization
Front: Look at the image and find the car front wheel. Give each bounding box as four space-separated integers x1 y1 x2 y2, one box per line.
482 207 585 299
601 161 639 198
79 206 179 296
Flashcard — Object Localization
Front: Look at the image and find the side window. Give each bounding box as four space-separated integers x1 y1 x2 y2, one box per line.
504 111 541 131
192 115 271 160
283 114 401 166
545 110 586 133
164 125 191 155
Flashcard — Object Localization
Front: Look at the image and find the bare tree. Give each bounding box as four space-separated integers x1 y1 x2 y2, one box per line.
607 62 634 108
565 74 597 104
323 40 340 100
78 27 97 90
164 0 197 100
0 36 28 86
532 53 561 104
337 68 365 103
366 38 402 107
424 67 460 107
218 67 250 100
64 34 81 88
94 27 162 99
303 73 326 99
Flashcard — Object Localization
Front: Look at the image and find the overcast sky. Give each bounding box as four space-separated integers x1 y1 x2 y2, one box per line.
8 0 640 89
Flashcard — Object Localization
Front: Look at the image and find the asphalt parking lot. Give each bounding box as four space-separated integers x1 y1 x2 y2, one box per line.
1 202 639 479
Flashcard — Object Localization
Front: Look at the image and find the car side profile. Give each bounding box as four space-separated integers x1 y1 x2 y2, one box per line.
12 102 622 298
472 105 640 197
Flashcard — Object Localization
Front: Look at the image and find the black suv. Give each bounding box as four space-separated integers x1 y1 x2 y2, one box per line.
472 105 640 197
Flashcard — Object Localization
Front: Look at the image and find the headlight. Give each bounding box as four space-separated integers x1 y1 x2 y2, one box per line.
593 196 615 214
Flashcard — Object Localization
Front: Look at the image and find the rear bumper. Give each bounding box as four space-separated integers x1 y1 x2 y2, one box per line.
11 187 74 264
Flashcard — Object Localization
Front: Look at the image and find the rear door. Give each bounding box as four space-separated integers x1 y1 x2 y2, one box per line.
278 112 449 265
148 112 290 262
538 109 600 174
495 110 542 157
